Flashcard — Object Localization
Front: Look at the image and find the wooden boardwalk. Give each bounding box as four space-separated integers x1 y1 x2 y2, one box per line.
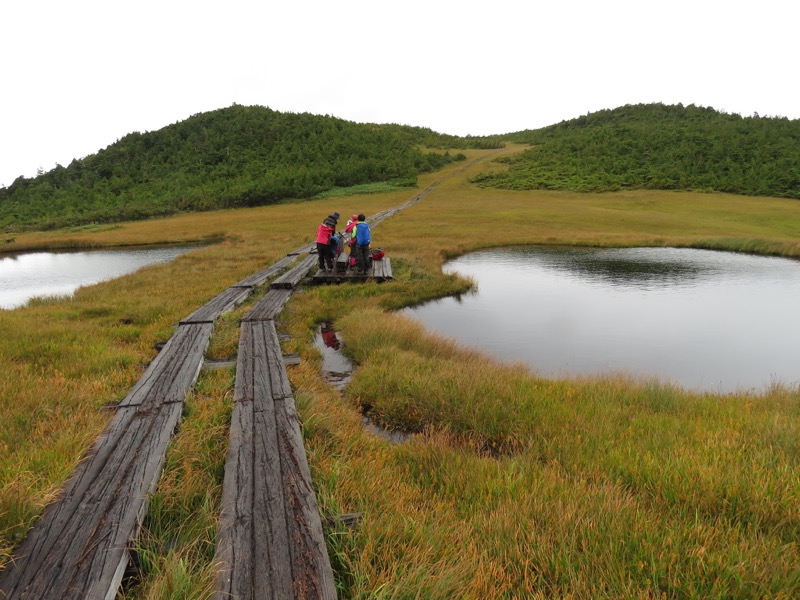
0 155 496 598
311 256 393 284
0 251 304 600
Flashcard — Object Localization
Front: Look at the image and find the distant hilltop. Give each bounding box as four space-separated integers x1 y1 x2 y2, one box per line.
475 103 800 198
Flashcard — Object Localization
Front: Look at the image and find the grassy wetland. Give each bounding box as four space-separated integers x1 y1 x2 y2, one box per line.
2 147 800 598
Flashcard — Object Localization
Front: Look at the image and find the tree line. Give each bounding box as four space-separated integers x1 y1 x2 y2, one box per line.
0 105 483 232
473 103 800 198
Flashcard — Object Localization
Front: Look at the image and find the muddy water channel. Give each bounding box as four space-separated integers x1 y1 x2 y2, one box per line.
0 246 197 309
403 246 800 394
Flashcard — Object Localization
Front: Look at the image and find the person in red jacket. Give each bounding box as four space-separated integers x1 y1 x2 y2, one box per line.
316 211 339 270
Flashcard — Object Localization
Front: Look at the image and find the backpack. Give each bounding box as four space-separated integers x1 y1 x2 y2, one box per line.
370 248 385 260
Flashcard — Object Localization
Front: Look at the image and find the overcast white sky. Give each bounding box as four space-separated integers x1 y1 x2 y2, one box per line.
1 0 798 187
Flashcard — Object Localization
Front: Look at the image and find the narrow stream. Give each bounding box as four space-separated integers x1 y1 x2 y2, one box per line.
314 322 409 443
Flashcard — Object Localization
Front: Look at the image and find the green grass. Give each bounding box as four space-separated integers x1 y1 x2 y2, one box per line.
315 179 417 199
2 148 800 597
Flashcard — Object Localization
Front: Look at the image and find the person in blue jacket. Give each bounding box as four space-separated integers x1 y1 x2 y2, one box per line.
355 214 371 273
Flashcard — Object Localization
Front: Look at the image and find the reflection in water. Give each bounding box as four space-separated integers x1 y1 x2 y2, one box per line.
0 246 196 309
313 323 409 443
550 247 706 289
320 322 341 350
404 246 800 394
314 323 351 379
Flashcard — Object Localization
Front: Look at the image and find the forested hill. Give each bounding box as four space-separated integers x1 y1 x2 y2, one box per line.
0 105 484 231
474 103 800 199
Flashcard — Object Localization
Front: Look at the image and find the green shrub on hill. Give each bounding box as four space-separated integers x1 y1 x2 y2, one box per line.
0 105 473 231
474 103 800 198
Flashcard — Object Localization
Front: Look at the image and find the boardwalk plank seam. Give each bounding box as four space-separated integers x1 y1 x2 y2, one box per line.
180 286 253 324
271 254 318 289
119 323 213 408
242 288 293 322
232 254 298 288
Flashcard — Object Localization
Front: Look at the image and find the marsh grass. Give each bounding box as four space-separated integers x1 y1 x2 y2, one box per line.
2 148 800 597
316 180 416 199
322 310 800 597
120 369 232 599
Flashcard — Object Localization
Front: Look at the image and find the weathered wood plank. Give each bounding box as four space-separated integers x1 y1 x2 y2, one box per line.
215 322 294 599
180 286 253 324
233 255 297 288
252 397 294 599
373 257 392 280
271 255 317 289
242 288 293 322
119 323 213 408
282 353 301 366
214 319 335 599
288 242 316 256
262 321 293 400
0 403 184 600
275 396 337 600
241 321 290 409
214 387 255 599
311 257 392 284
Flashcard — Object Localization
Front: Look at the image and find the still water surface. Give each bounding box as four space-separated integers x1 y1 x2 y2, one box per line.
404 247 800 394
0 247 196 309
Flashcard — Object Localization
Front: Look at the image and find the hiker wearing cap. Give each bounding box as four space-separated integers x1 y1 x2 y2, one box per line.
324 212 340 229
355 214 372 274
316 213 339 271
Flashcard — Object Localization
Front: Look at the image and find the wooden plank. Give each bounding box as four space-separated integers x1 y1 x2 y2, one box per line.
372 257 393 280
119 323 213 408
232 254 297 288
275 396 337 599
240 321 291 408
233 322 256 404
311 257 392 284
214 320 335 600
271 255 317 289
1 324 212 597
242 288 293 322
257 321 292 400
288 242 316 256
252 396 294 599
282 353 301 366
180 286 253 324
0 403 184 600
214 388 255 599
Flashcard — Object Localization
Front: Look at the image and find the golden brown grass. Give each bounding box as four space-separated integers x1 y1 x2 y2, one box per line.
2 147 800 597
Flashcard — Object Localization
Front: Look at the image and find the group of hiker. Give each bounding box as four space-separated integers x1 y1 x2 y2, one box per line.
315 211 372 273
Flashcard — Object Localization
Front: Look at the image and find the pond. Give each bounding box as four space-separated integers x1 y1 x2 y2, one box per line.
403 246 800 394
0 246 198 310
